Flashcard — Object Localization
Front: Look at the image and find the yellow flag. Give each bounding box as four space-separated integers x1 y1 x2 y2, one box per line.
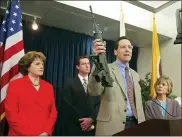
120 1 126 36
150 14 162 99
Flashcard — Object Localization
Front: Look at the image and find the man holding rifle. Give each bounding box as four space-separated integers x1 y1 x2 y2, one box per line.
88 36 145 135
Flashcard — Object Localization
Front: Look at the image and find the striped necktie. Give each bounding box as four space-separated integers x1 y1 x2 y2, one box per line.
83 78 87 93
125 66 138 119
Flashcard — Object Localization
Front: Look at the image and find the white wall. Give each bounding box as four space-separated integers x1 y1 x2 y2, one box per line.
160 39 181 96
137 47 152 80
56 0 181 96
137 7 181 96
138 43 181 97
56 1 174 37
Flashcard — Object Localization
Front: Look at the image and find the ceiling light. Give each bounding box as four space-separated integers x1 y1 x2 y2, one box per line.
32 17 38 30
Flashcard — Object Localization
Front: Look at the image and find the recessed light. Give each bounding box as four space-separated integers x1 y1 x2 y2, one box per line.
104 27 108 31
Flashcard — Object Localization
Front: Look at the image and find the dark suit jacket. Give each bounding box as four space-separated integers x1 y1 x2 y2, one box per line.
144 98 181 120
61 76 100 136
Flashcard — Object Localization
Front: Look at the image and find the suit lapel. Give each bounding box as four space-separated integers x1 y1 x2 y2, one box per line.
152 99 163 119
165 98 171 118
152 99 171 119
111 62 126 97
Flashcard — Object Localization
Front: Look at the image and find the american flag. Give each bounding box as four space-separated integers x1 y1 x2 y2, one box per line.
0 0 24 134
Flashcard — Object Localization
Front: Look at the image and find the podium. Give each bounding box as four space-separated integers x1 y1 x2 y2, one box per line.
113 119 182 136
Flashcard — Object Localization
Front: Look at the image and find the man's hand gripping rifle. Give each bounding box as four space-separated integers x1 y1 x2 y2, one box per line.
89 5 113 87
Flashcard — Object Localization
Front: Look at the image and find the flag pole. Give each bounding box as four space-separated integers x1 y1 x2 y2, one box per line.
120 1 126 37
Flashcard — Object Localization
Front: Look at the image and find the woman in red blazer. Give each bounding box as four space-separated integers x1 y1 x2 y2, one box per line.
5 51 57 136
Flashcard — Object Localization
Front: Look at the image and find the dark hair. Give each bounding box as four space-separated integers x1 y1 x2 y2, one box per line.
18 51 46 75
75 56 89 66
114 36 131 50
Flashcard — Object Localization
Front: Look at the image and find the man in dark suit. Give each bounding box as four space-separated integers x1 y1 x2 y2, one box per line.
62 56 100 136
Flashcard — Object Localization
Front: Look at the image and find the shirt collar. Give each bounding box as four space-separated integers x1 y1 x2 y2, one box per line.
116 60 130 71
78 74 88 81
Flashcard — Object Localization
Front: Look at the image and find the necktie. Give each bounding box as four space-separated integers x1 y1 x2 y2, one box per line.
125 66 138 119
83 78 87 93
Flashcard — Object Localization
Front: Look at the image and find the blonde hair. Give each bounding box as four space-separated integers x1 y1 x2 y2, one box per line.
154 75 173 96
18 51 46 75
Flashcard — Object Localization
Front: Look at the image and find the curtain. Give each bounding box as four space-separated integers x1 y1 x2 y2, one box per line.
23 21 138 135
22 21 116 135
1 18 138 135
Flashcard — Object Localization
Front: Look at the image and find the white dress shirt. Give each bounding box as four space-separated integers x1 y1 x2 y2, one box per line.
78 74 88 93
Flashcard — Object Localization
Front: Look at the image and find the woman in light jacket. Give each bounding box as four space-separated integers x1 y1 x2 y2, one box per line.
144 75 181 120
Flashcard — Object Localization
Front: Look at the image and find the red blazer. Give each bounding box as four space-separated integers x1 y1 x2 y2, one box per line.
5 76 57 136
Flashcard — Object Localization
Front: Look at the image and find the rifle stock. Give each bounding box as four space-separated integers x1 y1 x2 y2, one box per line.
89 5 113 87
